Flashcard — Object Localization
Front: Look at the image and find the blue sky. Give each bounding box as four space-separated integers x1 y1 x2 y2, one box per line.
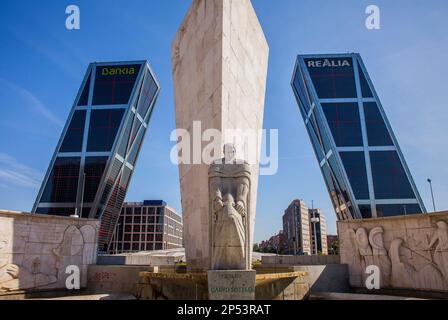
0 0 447 242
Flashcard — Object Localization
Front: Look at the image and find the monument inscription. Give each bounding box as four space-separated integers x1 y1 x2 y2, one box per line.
207 270 256 300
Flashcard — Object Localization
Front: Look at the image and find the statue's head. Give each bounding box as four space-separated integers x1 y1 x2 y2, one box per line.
222 193 235 206
223 143 236 163
355 228 370 249
437 221 447 230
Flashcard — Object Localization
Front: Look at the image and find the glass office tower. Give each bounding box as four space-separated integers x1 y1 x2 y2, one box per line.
291 54 426 220
32 61 160 251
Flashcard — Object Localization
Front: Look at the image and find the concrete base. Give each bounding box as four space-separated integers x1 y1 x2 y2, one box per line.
287 265 349 293
138 270 309 300
87 265 158 295
311 292 424 300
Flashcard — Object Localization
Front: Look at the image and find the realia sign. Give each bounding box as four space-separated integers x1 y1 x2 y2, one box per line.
307 59 351 68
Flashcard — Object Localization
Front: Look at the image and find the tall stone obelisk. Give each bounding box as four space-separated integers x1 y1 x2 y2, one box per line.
172 0 269 271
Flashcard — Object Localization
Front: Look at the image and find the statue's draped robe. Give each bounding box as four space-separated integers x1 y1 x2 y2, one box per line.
209 160 250 270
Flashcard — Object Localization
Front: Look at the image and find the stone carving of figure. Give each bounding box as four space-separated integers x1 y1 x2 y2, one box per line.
389 238 445 291
341 229 363 287
355 228 373 264
389 238 416 289
355 228 374 285
368 227 391 287
209 144 251 270
0 237 56 292
80 225 97 265
428 221 448 280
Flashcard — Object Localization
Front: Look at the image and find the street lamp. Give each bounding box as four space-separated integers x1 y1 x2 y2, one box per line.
427 178 436 212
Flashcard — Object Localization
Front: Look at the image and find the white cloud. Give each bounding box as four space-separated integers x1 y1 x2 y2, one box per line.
0 78 64 128
0 153 42 189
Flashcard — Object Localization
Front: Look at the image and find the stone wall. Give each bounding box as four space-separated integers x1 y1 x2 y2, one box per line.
0 210 99 294
338 211 448 293
261 254 340 266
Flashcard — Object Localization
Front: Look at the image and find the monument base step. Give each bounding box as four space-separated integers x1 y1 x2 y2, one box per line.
310 292 425 300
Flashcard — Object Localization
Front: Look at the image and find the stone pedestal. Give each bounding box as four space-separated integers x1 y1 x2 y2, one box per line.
172 0 269 271
207 270 256 300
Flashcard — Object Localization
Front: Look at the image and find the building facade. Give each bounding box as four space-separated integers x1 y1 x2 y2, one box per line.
309 208 328 255
291 54 426 220
32 61 160 252
282 200 311 255
259 231 285 254
108 200 183 254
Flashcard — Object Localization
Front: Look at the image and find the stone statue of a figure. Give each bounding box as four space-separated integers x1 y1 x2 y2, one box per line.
209 144 251 270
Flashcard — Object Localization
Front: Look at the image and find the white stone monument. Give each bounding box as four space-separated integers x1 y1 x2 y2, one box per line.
172 0 269 271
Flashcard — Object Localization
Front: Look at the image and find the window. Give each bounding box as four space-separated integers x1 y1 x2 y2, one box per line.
127 127 145 165
370 151 415 199
306 122 325 162
117 116 133 157
322 103 362 147
340 152 369 200
87 109 125 152
80 206 91 218
136 70 158 118
364 102 393 146
305 58 357 99
41 157 80 203
77 72 91 106
83 157 108 202
92 64 141 105
60 111 86 153
358 68 373 98
376 204 422 217
35 207 76 217
358 205 372 219
146 233 154 242
293 67 313 116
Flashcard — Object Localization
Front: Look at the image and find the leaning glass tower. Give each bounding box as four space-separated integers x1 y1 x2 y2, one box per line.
291 54 425 220
32 61 160 251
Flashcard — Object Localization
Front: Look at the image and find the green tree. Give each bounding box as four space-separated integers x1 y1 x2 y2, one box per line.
329 240 340 255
